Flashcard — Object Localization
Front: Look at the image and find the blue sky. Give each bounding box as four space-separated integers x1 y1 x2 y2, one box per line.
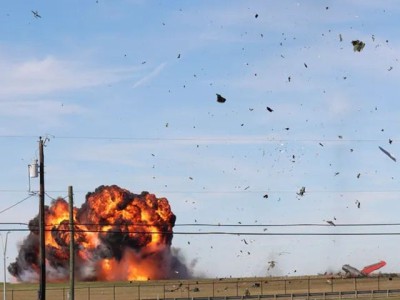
1 0 400 281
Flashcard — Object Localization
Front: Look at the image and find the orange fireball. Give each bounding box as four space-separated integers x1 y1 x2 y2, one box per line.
8 185 189 282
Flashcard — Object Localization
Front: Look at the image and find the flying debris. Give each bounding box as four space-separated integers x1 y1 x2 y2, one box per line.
304 63 308 68
263 194 268 199
339 34 343 42
326 220 336 226
216 93 226 103
267 260 276 270
378 146 396 162
297 187 306 196
352 40 365 52
355 200 361 208
266 106 273 112
31 10 41 18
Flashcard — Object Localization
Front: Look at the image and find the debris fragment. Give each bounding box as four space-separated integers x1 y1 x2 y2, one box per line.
326 220 336 226
216 93 226 103
378 146 396 162
31 10 41 18
304 63 308 68
352 40 365 52
355 200 361 208
266 106 273 112
357 173 361 179
339 34 343 42
267 260 276 270
297 187 306 196
255 13 259 18
263 194 268 199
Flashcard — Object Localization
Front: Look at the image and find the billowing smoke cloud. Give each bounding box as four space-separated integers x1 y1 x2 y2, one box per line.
8 185 191 282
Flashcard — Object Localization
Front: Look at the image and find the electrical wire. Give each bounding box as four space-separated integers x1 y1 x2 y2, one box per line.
0 134 396 143
1 189 400 194
0 194 35 215
2 222 400 228
0 228 400 236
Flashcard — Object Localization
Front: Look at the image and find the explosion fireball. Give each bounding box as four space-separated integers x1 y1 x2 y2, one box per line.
8 185 190 282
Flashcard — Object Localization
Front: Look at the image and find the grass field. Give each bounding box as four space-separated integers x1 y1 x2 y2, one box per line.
2 275 400 300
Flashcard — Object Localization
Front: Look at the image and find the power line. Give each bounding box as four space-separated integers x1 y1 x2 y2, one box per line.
1 189 400 194
0 194 35 215
2 222 400 228
0 219 400 228
0 134 396 143
0 228 399 236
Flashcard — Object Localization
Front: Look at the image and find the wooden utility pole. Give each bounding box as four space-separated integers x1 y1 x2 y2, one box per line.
38 137 46 300
68 186 75 300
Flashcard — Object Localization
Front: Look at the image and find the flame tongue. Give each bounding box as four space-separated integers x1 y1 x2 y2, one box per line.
8 185 188 282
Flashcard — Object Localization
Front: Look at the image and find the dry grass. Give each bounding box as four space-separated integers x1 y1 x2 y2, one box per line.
2 275 400 300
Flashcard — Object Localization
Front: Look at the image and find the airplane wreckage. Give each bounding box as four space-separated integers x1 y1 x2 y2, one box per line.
342 261 386 277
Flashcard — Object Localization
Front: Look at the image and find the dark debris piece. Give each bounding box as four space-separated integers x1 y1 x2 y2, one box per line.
379 146 396 162
355 200 361 208
263 194 268 199
352 40 365 52
266 106 273 112
216 93 226 103
297 186 306 196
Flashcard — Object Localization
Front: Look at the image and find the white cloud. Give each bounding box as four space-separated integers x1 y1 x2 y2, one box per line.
0 55 138 97
0 100 84 117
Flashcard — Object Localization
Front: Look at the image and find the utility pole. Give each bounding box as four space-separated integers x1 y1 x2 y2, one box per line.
38 137 46 300
1 231 10 300
68 186 75 300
